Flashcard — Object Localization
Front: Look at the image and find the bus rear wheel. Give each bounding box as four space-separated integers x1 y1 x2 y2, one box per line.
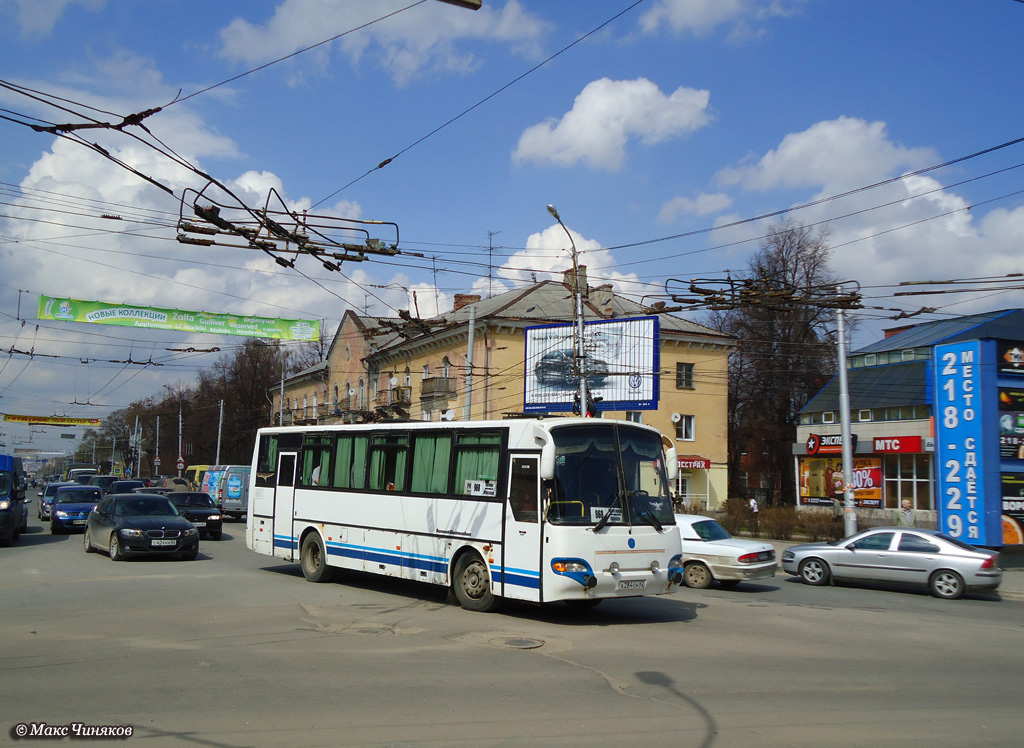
300 532 335 583
452 553 501 612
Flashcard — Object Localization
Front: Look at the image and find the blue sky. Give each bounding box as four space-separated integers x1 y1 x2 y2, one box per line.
1 0 1023 453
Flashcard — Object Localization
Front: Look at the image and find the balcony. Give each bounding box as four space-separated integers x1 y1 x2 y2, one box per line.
421 377 456 398
375 386 412 407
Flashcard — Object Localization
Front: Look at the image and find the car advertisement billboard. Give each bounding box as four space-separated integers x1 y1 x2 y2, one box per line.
523 316 659 413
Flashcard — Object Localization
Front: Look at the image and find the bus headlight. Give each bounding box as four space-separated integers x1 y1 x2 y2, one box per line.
552 558 594 588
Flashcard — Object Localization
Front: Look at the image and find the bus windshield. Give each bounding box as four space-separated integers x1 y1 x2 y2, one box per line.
546 424 674 527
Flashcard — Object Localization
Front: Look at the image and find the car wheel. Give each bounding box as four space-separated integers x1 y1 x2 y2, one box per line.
109 534 123 561
717 580 742 589
181 547 199 561
452 552 501 612
683 562 713 589
299 532 335 583
930 569 965 600
84 528 95 553
51 522 63 535
798 557 830 586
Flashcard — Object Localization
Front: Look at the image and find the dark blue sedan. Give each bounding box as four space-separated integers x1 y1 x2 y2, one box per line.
84 493 199 561
51 485 103 534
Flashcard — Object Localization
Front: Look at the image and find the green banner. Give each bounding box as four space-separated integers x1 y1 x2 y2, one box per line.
38 296 319 341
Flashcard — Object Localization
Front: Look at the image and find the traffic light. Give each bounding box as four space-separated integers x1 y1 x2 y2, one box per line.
585 394 603 418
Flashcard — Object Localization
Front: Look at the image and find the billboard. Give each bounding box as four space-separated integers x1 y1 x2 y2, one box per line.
933 341 1001 545
523 316 659 413
798 456 882 507
1 413 100 426
38 296 319 341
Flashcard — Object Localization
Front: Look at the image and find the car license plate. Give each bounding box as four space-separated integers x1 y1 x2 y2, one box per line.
617 579 646 590
73 520 87 525
151 539 176 547
193 522 206 527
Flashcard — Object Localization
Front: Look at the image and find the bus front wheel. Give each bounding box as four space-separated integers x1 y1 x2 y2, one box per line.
452 553 501 612
300 533 335 583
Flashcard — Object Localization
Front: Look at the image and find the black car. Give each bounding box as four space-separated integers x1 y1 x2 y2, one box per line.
84 493 199 561
535 349 608 389
167 492 223 540
87 474 120 494
109 480 146 494
51 485 103 534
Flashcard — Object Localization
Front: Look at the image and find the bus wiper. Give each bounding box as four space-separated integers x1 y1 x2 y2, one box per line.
635 507 663 532
592 495 617 533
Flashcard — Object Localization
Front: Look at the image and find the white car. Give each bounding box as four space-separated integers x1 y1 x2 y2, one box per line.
674 514 778 589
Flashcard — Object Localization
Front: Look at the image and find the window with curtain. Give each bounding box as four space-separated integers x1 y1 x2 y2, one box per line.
453 432 501 496
410 434 452 494
331 435 368 490
369 433 409 491
299 434 333 487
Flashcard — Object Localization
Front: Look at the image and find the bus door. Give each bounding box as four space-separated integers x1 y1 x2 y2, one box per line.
501 454 542 603
273 452 297 561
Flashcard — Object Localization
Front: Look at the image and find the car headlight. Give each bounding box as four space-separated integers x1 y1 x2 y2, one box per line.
185 528 198 536
119 528 144 538
0 499 10 510
782 550 794 561
55 510 68 518
208 514 221 521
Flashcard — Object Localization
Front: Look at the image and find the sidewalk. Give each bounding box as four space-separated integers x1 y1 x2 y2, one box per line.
749 534 1024 601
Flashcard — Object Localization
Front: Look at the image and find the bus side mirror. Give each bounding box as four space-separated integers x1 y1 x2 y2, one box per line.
534 424 555 481
663 436 678 482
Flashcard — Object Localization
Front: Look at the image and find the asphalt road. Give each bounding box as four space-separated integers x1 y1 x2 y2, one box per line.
3 517 1023 748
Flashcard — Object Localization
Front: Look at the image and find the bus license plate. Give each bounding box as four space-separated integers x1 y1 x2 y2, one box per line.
151 539 176 547
617 579 646 590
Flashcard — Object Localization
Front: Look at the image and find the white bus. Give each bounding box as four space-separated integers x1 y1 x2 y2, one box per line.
246 417 684 611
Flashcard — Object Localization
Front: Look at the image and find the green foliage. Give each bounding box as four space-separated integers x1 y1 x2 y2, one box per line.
798 509 834 541
719 497 748 535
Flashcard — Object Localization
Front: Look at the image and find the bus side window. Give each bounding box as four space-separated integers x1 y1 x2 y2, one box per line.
509 458 538 523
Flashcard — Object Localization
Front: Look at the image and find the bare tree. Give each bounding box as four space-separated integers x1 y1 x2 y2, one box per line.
706 220 840 504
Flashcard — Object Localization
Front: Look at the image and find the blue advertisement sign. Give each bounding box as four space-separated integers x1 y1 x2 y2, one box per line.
933 341 1001 545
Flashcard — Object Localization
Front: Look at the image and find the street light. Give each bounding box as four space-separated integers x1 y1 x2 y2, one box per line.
546 204 589 417
162 384 183 477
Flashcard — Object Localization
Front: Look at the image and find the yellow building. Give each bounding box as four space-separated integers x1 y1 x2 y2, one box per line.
270 270 734 508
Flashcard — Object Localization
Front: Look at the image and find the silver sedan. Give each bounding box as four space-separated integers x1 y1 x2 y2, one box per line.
781 527 1002 599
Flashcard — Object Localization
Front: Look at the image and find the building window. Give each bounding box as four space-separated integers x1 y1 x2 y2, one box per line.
333 384 339 404
358 378 365 409
442 356 451 378
675 415 695 441
626 411 642 424
423 364 429 380
822 411 835 424
404 367 411 387
883 454 932 511
865 354 876 366
858 409 871 421
676 362 694 389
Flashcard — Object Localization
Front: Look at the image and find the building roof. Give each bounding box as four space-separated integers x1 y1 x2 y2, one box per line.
800 360 929 413
856 309 1024 354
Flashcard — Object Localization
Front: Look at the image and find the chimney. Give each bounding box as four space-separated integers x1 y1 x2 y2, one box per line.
562 264 588 296
883 324 915 338
453 293 481 312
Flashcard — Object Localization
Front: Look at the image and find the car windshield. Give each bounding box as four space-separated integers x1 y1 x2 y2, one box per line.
0 471 10 496
114 497 179 517
171 493 216 508
546 424 674 527
691 519 732 541
56 488 101 503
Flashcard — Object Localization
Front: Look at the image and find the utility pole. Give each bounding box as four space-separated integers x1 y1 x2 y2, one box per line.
547 205 588 417
836 294 858 536
486 230 500 298
463 303 476 421
216 399 224 465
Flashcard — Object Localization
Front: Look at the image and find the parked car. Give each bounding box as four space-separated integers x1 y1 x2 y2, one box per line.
87 474 120 494
51 485 103 534
38 480 72 520
167 492 223 540
674 513 777 589
534 349 609 389
109 480 146 495
84 493 199 561
781 527 1002 599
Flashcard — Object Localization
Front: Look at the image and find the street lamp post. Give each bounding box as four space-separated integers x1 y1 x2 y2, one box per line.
547 204 588 416
163 384 183 478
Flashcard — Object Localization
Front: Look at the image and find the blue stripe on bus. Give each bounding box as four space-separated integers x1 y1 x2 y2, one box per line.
276 534 541 591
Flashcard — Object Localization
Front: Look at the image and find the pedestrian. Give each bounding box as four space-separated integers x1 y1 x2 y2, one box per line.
895 499 916 527
748 496 759 535
831 494 844 539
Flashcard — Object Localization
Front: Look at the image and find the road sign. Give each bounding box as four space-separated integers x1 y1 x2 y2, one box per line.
176 457 185 471
153 456 161 467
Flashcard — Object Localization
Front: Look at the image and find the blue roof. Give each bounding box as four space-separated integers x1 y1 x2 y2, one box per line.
855 309 1024 354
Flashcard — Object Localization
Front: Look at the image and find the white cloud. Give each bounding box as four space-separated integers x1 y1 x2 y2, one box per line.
718 117 936 192
218 0 549 87
0 0 103 37
638 0 809 39
512 78 712 171
658 192 732 223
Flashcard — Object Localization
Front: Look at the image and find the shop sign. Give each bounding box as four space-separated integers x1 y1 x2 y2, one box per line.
997 340 1024 375
678 457 710 470
805 433 855 455
873 436 923 453
1001 473 1024 545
